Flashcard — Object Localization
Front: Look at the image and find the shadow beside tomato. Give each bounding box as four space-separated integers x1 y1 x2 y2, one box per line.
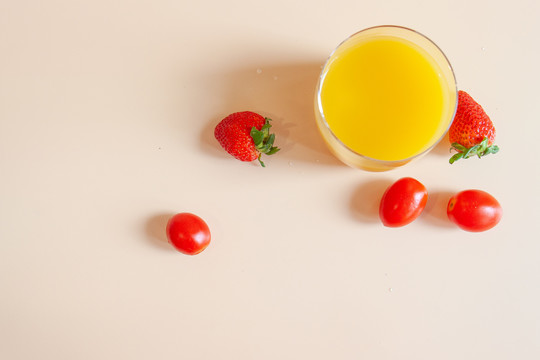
144 213 175 251
349 179 394 224
420 190 456 228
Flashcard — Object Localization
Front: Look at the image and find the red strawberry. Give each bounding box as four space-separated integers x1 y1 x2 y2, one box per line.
214 111 280 167
448 90 499 164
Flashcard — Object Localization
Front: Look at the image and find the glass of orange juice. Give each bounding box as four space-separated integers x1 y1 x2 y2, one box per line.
314 25 457 171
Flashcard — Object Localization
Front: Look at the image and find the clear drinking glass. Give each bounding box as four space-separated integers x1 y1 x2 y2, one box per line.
314 25 457 171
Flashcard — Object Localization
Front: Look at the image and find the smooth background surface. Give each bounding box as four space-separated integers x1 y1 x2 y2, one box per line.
1 1 539 359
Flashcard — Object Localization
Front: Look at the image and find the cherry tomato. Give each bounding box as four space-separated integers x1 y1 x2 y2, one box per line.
447 190 502 232
379 177 428 227
166 213 211 255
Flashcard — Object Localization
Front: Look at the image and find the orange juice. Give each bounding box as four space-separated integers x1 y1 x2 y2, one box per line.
315 26 457 171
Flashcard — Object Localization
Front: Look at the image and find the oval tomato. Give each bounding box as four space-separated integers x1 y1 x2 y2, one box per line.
447 190 502 232
379 177 428 227
166 213 211 255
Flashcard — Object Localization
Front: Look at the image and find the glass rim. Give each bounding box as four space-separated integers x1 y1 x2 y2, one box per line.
315 25 458 165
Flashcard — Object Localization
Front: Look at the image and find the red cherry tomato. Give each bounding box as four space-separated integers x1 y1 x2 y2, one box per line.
166 213 211 255
379 177 428 227
447 190 502 232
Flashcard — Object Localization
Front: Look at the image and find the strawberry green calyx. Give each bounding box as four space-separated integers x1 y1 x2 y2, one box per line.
250 117 280 167
449 137 500 164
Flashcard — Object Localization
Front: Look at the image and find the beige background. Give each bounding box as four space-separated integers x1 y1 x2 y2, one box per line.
1 0 539 359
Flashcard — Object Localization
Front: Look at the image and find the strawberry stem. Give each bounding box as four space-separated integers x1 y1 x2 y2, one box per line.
250 117 280 167
449 137 499 164
257 153 266 167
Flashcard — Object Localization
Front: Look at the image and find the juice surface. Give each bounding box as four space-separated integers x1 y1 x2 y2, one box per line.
320 36 449 161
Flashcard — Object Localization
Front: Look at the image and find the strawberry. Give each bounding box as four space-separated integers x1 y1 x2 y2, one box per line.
448 90 499 164
214 111 280 167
